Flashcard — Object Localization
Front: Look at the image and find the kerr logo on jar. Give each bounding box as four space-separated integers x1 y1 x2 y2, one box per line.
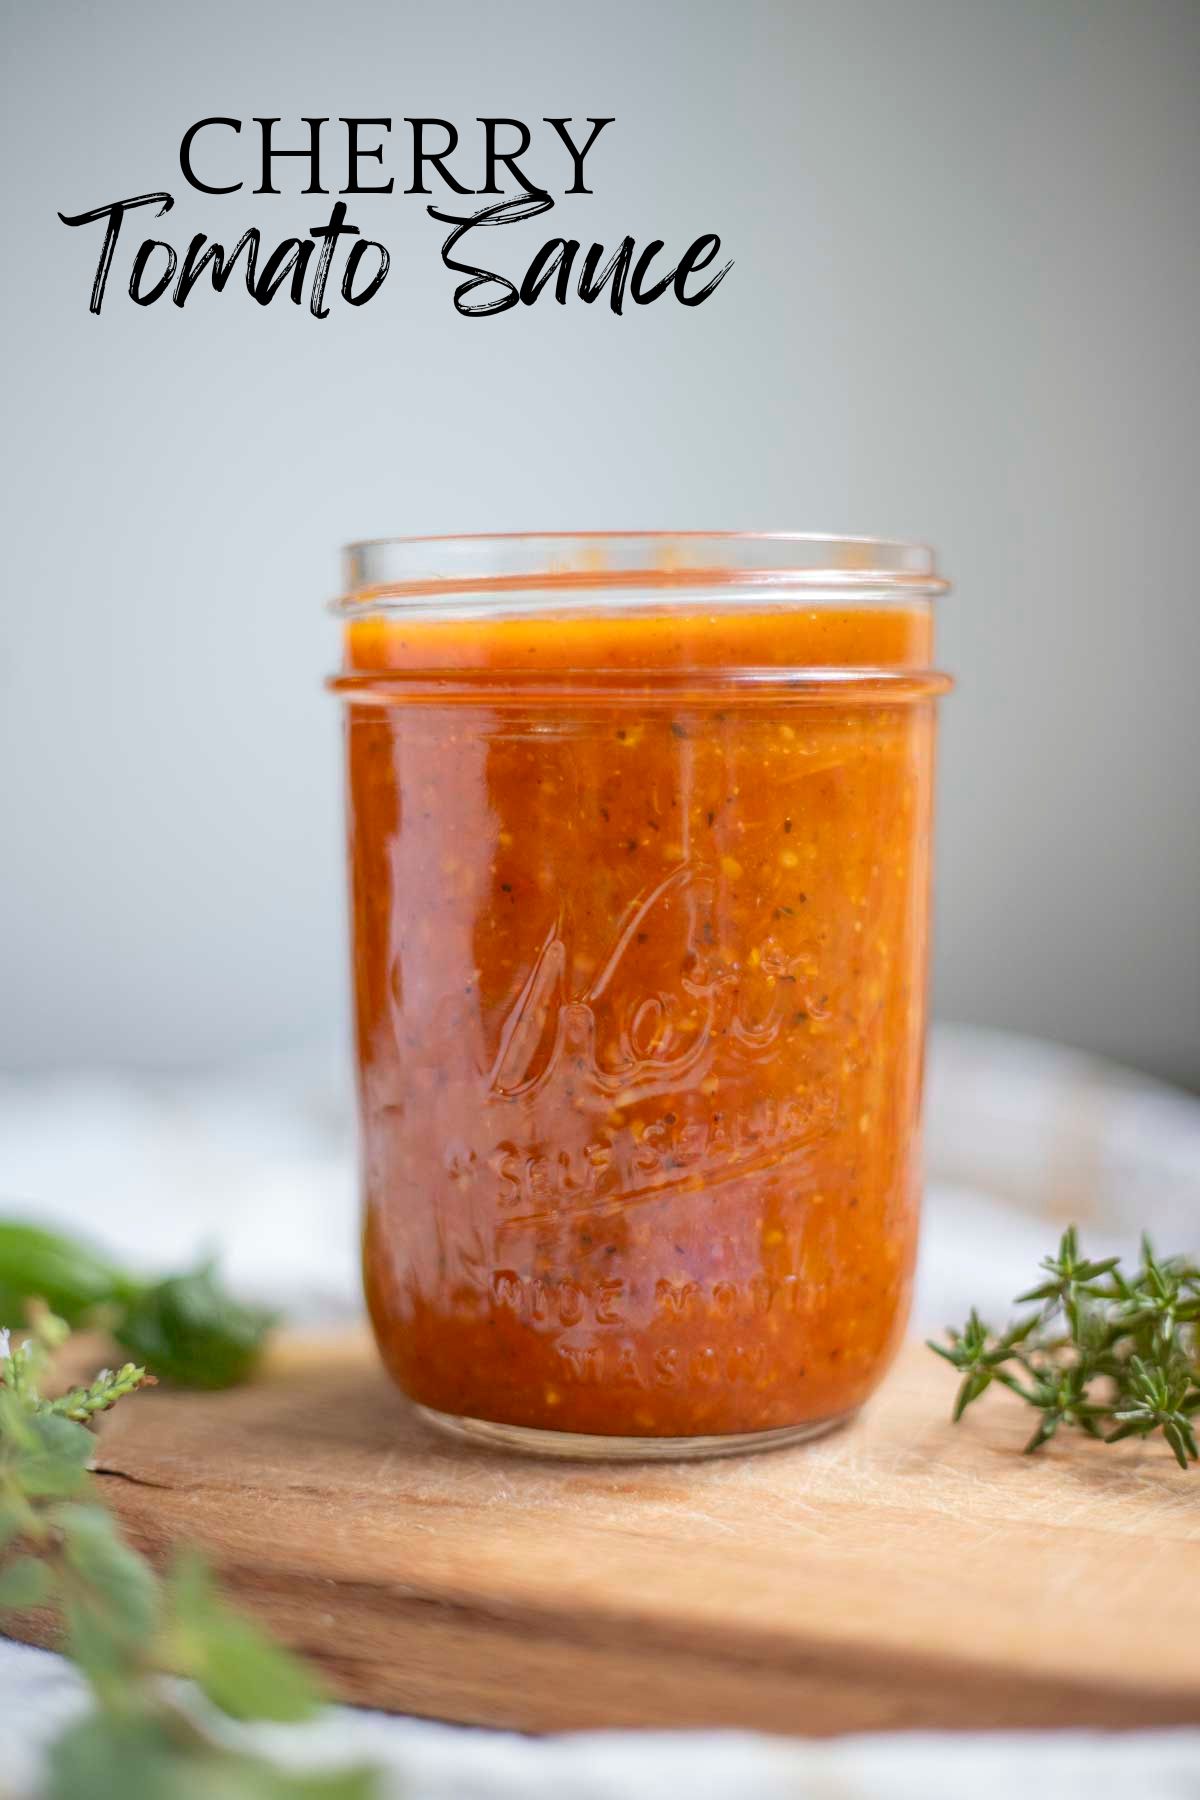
459 863 839 1225
487 863 828 1106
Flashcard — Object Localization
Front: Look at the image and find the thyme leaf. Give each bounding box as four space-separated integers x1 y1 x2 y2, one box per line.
928 1226 1200 1469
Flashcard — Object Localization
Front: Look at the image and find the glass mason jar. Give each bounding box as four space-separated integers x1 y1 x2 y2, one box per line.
331 534 951 1458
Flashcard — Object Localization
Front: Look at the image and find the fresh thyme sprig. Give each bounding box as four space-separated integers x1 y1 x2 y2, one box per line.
928 1226 1200 1469
0 1305 380 1799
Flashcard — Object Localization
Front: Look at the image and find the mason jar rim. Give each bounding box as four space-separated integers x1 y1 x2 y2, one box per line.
334 531 948 612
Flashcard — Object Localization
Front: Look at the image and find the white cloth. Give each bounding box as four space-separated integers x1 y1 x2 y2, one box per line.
4 1646 1200 1800
2 1026 1200 1796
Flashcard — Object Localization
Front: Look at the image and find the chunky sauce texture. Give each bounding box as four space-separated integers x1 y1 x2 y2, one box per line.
345 603 938 1436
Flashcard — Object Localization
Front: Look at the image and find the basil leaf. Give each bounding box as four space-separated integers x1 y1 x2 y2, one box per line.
115 1266 274 1389
0 1223 128 1326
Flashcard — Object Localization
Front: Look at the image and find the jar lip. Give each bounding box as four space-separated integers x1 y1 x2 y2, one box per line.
335 531 948 611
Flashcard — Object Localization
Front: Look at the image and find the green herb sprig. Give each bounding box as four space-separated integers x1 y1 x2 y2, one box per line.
0 1221 274 1390
0 1305 379 1800
929 1226 1200 1468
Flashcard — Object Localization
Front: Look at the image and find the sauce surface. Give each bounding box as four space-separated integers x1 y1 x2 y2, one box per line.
345 603 939 1437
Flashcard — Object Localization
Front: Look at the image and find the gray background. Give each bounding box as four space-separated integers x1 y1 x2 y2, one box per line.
2 0 1198 1087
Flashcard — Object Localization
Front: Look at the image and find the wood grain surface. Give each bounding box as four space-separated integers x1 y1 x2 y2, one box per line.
8 1329 1200 1734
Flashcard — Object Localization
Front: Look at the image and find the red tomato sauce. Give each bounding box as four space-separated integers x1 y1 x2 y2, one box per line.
343 601 941 1438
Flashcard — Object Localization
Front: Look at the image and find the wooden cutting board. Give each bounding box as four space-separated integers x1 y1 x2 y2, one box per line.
8 1328 1200 1734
